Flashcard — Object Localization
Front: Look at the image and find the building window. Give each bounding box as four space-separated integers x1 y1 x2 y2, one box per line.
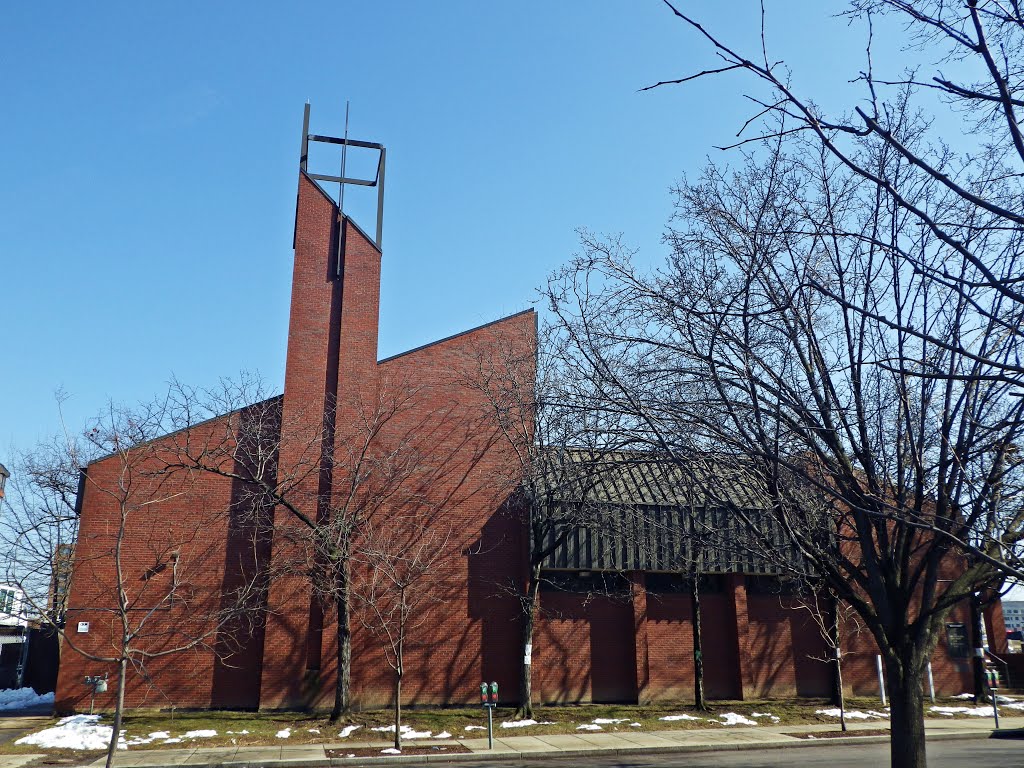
645 573 725 594
539 571 630 595
946 623 968 658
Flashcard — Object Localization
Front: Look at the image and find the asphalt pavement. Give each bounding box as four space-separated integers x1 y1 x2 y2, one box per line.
444 738 1023 767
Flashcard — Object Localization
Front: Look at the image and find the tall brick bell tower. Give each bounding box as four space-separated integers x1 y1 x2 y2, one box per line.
259 105 387 708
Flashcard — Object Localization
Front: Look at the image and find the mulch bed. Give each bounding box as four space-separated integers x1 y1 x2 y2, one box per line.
790 729 889 740
327 745 471 758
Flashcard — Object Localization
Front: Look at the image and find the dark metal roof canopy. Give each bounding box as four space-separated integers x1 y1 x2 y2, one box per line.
536 451 806 576
299 102 386 250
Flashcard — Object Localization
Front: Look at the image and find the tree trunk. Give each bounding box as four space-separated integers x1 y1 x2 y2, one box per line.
828 599 846 731
393 670 402 751
690 573 706 711
104 657 127 768
330 562 352 723
886 656 927 768
517 564 541 720
970 595 989 704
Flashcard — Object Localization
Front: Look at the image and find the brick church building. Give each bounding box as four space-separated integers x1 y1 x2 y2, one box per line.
54 108 1004 712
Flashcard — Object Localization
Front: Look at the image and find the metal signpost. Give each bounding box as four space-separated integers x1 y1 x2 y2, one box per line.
479 681 498 749
985 667 1000 729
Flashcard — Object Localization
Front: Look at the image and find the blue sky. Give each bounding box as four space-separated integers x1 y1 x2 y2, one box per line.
0 1 908 453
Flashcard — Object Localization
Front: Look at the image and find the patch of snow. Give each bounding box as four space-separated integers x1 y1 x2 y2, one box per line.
15 714 125 751
930 705 995 717
752 712 781 723
0 688 54 712
275 728 291 738
163 737 183 744
149 731 170 739
381 747 401 754
370 724 432 739
308 728 320 734
226 729 248 735
816 708 888 720
659 714 701 721
501 719 556 728
717 713 758 726
576 724 603 731
952 693 975 699
184 730 217 739
434 731 451 739
630 722 642 727
338 725 361 738
593 718 629 724
465 725 486 731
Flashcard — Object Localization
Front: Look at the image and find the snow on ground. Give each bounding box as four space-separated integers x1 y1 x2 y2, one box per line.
381 747 401 754
930 705 995 717
183 730 216 739
370 724 432 739
659 714 701 721
500 719 555 728
275 728 291 738
338 725 361 738
162 738 183 744
751 712 780 723
124 731 172 746
953 693 975 699
593 718 629 724
816 708 888 720
465 725 486 731
716 713 758 726
15 715 125 751
576 724 602 731
225 730 249 735
434 731 451 739
308 728 320 734
0 688 54 712
630 722 642 727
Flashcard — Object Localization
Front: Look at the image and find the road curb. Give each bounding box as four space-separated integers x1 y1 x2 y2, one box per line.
156 729 1001 768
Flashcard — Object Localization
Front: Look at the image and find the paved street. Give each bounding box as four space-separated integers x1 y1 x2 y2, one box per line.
1 716 1021 768
444 737 1023 767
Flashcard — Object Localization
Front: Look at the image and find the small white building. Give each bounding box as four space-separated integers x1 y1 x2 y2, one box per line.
1003 600 1024 633
0 585 27 628
0 584 30 688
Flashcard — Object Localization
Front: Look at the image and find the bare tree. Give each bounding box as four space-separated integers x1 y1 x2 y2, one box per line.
164 373 493 722
546 126 1024 768
7 400 262 768
647 0 1024 581
789 582 868 732
1 413 84 632
465 329 624 718
351 514 454 753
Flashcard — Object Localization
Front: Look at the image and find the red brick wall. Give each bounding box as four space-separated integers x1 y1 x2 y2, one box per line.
55 414 267 712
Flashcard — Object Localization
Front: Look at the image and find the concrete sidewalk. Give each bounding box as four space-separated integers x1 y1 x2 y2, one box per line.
5 716 1023 768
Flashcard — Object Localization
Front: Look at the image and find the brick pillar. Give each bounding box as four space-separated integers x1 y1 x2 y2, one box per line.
985 596 1009 655
259 173 387 709
726 574 752 699
630 572 650 704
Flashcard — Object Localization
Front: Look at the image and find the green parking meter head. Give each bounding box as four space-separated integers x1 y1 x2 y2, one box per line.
480 682 488 704
489 681 498 703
